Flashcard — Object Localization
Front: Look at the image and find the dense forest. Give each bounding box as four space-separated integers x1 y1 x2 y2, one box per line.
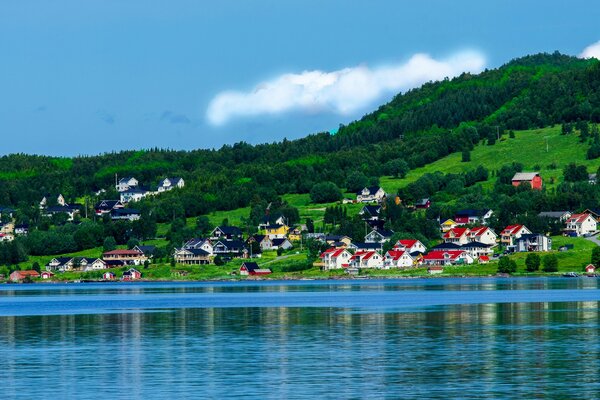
2 52 600 266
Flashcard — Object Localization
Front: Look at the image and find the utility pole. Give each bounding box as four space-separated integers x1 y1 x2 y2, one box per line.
544 136 550 152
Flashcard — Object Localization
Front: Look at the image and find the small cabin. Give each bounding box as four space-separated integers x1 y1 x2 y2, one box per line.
103 271 116 280
239 262 271 276
121 268 142 281
40 271 54 280
428 266 444 275
585 264 596 274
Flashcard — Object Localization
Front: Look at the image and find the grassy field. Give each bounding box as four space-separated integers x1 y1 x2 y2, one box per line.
379 126 600 194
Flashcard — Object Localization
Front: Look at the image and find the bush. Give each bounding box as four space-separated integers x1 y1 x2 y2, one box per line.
525 253 541 272
461 150 471 162
280 261 313 272
214 255 224 266
497 256 517 273
542 254 558 272
310 182 342 203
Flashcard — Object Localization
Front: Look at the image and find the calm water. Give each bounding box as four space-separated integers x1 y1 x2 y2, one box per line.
2 278 600 399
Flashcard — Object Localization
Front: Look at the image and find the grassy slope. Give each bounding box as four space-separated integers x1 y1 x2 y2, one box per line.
379 126 600 193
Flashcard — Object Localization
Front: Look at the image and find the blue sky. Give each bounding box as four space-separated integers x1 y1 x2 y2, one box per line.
1 0 600 156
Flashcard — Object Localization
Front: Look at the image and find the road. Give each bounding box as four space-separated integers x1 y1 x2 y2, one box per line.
584 234 600 246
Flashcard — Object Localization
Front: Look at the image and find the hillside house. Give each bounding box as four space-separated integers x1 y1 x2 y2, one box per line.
586 264 596 274
538 211 572 222
43 205 81 221
468 226 497 246
173 248 211 265
443 227 471 245
240 262 271 276
14 224 28 235
183 238 214 255
422 250 474 266
515 234 552 252
460 242 494 258
110 208 141 221
247 235 273 251
383 250 414 269
94 200 124 216
440 219 458 233
365 228 394 244
415 198 431 209
320 248 352 270
589 174 597 185
287 227 304 241
212 240 248 257
0 233 14 242
119 187 151 203
46 257 107 272
117 177 138 192
0 206 15 219
565 213 597 237
271 238 293 250
393 239 427 254
210 226 243 241
40 271 54 280
512 172 542 190
356 187 386 203
103 271 116 280
102 249 147 265
501 225 531 247
264 224 290 239
359 205 382 220
454 209 493 225
40 194 66 209
348 242 382 252
157 177 185 193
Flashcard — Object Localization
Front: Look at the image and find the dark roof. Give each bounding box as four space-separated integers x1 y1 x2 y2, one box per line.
415 198 430 205
215 240 247 249
15 224 29 229
214 226 243 236
248 235 268 243
517 233 547 241
119 177 136 183
184 238 210 249
122 187 149 194
369 228 394 238
461 241 492 249
431 242 462 250
265 224 286 230
0 207 15 213
104 260 125 266
46 205 74 213
455 209 490 217
538 211 570 218
361 205 382 216
111 208 140 216
241 262 260 271
271 238 290 246
95 200 121 210
184 248 210 256
351 242 382 250
135 245 156 255
51 257 73 265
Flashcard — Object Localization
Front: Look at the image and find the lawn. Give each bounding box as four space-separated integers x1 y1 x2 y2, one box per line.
379 126 600 194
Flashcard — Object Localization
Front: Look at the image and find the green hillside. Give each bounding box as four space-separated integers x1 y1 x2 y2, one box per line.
380 125 600 193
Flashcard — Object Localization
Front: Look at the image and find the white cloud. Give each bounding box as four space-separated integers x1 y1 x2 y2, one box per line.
580 40 600 59
206 51 486 126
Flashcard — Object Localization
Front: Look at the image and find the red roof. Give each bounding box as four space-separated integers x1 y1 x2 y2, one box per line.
362 251 378 260
502 225 524 236
479 256 490 262
423 250 465 261
443 227 469 239
567 213 592 224
469 226 489 236
12 270 40 278
320 248 336 258
386 250 408 260
397 239 417 248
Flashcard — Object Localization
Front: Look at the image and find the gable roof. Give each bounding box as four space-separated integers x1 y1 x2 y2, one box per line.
357 186 383 195
361 205 382 216
396 239 418 248
95 200 122 209
443 227 469 239
385 250 411 260
501 225 526 235
119 177 136 184
241 262 260 271
213 226 243 236
431 242 462 251
538 211 571 219
271 238 290 246
512 172 539 181
423 250 466 261
455 209 491 218
566 213 593 224
469 226 492 236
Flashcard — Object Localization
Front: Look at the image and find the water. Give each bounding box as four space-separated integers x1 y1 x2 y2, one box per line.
2 278 600 399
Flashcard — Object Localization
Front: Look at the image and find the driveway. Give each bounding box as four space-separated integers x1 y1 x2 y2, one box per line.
584 234 600 246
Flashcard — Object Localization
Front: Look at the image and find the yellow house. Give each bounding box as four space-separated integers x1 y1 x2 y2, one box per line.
440 219 457 233
288 227 303 241
264 224 289 238
0 221 14 235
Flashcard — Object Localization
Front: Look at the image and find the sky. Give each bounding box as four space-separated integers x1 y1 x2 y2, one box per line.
1 0 600 156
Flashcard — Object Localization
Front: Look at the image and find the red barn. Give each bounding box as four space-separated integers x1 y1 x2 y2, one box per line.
512 172 542 190
121 268 142 281
240 262 272 276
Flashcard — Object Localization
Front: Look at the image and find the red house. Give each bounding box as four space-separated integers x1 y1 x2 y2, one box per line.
512 172 542 190
103 271 116 280
240 262 272 276
40 271 54 280
121 268 142 281
9 270 40 282
585 264 596 274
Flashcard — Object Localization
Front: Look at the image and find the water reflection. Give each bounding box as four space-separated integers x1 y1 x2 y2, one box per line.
2 297 600 398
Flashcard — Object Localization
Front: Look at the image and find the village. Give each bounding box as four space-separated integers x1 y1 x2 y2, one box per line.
4 169 600 283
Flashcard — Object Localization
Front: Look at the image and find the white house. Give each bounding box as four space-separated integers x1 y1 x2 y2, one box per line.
501 225 531 247
183 238 214 255
422 250 474 266
565 213 597 237
157 177 185 193
348 250 383 269
320 248 352 270
40 194 66 209
117 177 138 192
393 239 427 254
383 250 414 269
443 228 471 245
365 228 394 243
468 226 497 246
356 187 386 203
515 234 552 252
120 188 150 203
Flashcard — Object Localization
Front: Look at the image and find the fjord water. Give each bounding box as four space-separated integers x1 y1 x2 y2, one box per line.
2 278 600 399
